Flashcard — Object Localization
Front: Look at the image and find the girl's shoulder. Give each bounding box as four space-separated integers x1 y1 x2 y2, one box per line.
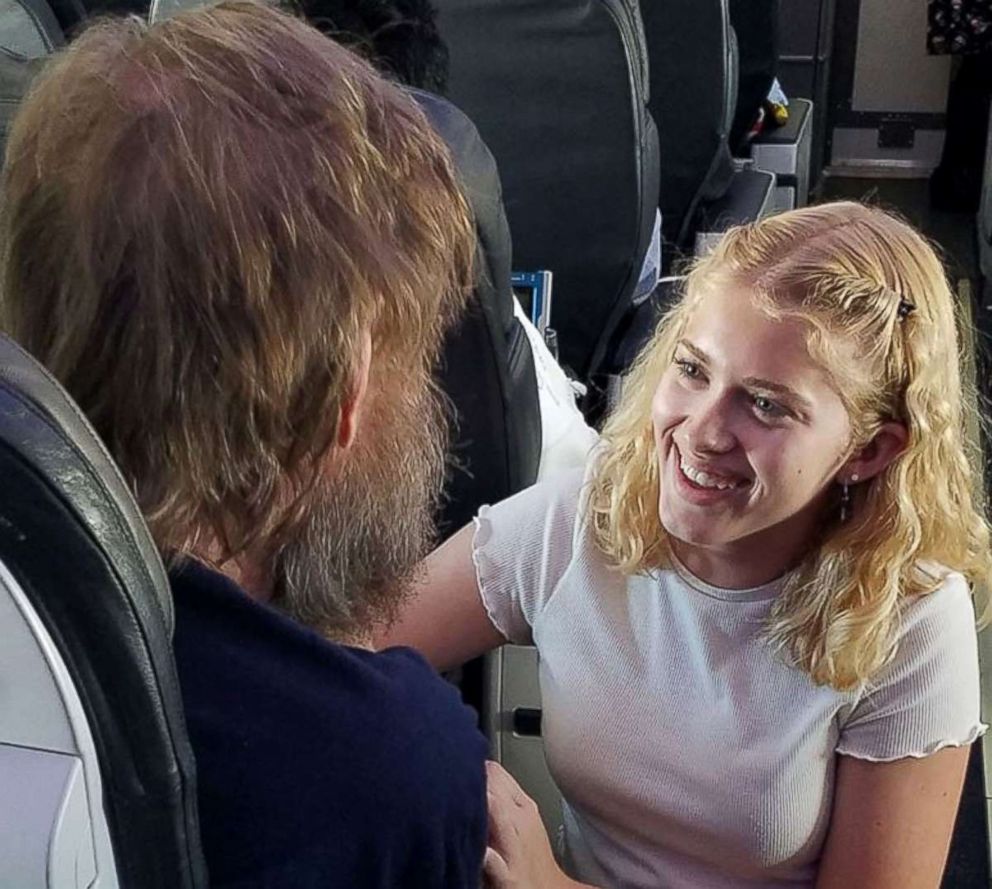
900 564 974 638
836 567 985 761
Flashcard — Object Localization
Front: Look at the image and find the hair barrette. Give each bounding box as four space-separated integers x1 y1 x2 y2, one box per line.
897 299 915 321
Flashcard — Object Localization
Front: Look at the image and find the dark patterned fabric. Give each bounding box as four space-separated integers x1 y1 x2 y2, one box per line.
929 0 992 54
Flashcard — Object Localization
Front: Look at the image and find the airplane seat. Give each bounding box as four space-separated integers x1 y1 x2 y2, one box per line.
747 96 814 213
727 0 779 154
433 0 661 385
0 0 59 153
727 0 815 215
642 0 774 262
980 97 992 303
409 87 543 541
0 333 208 889
0 0 63 56
479 1 764 834
407 88 542 721
643 0 734 255
42 0 148 36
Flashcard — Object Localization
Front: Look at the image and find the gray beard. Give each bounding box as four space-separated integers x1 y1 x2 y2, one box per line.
271 376 447 640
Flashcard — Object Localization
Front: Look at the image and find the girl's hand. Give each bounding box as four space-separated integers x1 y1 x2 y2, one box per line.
483 761 595 889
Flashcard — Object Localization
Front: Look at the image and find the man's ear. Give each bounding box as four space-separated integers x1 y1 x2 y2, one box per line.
337 330 372 450
838 420 909 484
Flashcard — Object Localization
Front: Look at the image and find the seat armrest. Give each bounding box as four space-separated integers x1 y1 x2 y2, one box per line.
693 168 776 255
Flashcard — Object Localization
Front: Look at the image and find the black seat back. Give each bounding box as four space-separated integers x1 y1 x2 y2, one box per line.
0 333 207 888
728 0 779 153
643 0 736 252
412 89 542 539
434 0 660 381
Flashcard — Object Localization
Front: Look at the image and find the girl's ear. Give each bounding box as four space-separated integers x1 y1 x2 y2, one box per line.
838 421 909 484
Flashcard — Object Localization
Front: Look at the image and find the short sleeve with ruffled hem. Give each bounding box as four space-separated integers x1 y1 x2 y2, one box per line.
837 572 987 762
471 469 586 646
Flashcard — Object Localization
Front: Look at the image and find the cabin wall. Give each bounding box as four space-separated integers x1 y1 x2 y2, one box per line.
828 0 952 176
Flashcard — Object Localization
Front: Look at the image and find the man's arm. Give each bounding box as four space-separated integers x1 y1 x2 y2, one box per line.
815 747 970 889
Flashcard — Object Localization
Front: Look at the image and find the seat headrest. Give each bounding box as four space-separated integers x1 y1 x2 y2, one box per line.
643 0 736 249
0 332 207 888
409 87 515 341
436 0 660 379
0 0 64 56
409 88 542 537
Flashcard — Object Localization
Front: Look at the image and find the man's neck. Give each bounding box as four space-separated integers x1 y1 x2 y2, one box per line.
226 559 273 602
201 549 274 603
206 551 376 651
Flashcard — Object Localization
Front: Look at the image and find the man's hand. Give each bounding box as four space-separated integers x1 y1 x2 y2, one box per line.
483 761 596 889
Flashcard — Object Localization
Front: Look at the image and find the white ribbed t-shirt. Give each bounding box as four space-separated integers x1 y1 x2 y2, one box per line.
472 467 985 889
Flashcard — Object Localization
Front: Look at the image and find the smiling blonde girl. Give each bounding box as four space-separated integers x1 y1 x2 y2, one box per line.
382 201 992 889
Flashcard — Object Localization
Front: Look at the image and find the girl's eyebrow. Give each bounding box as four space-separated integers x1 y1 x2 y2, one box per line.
677 339 709 365
678 339 813 413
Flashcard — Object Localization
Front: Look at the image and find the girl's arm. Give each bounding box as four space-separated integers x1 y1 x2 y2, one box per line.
375 521 507 671
815 747 970 889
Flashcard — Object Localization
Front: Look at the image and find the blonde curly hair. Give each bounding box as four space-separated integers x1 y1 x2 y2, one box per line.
589 201 991 690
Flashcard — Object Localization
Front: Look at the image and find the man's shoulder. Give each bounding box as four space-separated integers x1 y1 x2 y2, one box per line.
301 644 488 819
355 644 487 749
169 561 487 887
180 615 486 811
169 559 485 757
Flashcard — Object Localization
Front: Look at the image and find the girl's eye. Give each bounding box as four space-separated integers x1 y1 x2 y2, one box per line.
674 358 702 380
752 395 787 419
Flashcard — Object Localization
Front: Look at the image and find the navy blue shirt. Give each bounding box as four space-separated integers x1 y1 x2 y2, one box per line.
170 560 488 888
